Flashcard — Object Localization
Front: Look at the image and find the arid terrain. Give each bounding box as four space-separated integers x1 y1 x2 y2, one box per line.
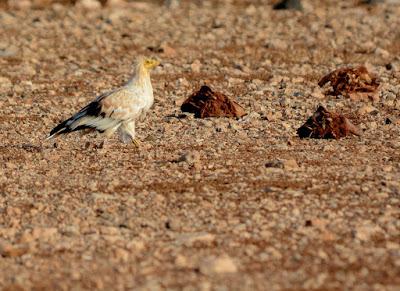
0 0 399 290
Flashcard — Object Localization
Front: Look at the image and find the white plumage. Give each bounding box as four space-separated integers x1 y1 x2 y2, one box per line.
48 56 159 146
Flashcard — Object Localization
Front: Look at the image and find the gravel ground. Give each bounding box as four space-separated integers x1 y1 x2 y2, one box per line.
0 0 400 290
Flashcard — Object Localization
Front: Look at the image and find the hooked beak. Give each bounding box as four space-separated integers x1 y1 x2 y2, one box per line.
154 60 161 68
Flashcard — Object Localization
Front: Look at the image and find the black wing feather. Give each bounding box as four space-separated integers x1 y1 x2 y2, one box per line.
48 101 103 138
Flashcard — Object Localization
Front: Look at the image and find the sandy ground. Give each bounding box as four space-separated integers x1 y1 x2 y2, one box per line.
0 0 400 290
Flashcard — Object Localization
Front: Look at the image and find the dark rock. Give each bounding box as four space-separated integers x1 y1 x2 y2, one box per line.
360 0 384 4
181 85 246 118
318 66 380 102
297 106 361 139
273 0 302 10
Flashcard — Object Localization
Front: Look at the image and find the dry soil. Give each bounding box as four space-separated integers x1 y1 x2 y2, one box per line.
0 0 400 290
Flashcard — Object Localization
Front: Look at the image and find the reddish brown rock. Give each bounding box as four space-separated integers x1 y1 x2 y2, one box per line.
181 85 246 118
297 106 361 139
318 66 380 102
0 242 29 258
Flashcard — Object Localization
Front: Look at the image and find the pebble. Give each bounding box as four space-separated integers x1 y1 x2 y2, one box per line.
8 0 31 10
174 254 189 268
176 232 215 246
200 256 238 274
0 77 12 94
191 60 202 73
114 248 130 262
106 0 126 8
126 239 145 252
265 159 299 170
19 227 58 243
76 0 101 11
355 222 384 241
0 242 29 257
177 151 201 170
358 105 378 115
0 2 399 289
282 159 299 170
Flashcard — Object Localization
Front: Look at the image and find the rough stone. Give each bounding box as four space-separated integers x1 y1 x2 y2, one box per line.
0 242 29 257
200 256 238 274
297 106 361 139
181 85 246 118
318 66 380 102
176 232 215 246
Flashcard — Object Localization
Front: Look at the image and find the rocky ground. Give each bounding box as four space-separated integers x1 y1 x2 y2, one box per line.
0 0 400 290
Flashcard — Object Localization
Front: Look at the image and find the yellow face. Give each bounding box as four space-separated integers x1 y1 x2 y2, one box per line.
143 58 160 70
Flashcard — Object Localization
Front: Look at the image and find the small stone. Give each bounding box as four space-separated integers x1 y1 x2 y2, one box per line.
265 247 282 259
8 0 31 10
282 159 299 170
355 221 383 241
32 227 58 241
126 239 145 252
70 270 81 280
361 0 384 4
0 46 18 58
0 242 29 257
311 87 325 99
177 232 215 246
51 3 64 12
106 0 126 8
265 159 298 170
165 218 182 231
177 78 189 87
259 230 272 239
273 0 303 10
165 0 180 9
265 111 282 121
385 63 393 70
376 192 389 199
19 65 37 77
191 60 202 73
358 105 378 115
61 225 80 236
99 226 120 236
177 151 201 170
350 91 380 103
385 117 393 124
375 47 390 59
266 39 288 50
13 84 24 95
305 220 313 227
175 254 189 268
0 77 12 94
114 248 129 262
32 0 52 8
20 227 58 243
160 44 177 57
76 0 101 11
200 255 237 274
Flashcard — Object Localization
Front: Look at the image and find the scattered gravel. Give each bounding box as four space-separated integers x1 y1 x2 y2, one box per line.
0 0 399 290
